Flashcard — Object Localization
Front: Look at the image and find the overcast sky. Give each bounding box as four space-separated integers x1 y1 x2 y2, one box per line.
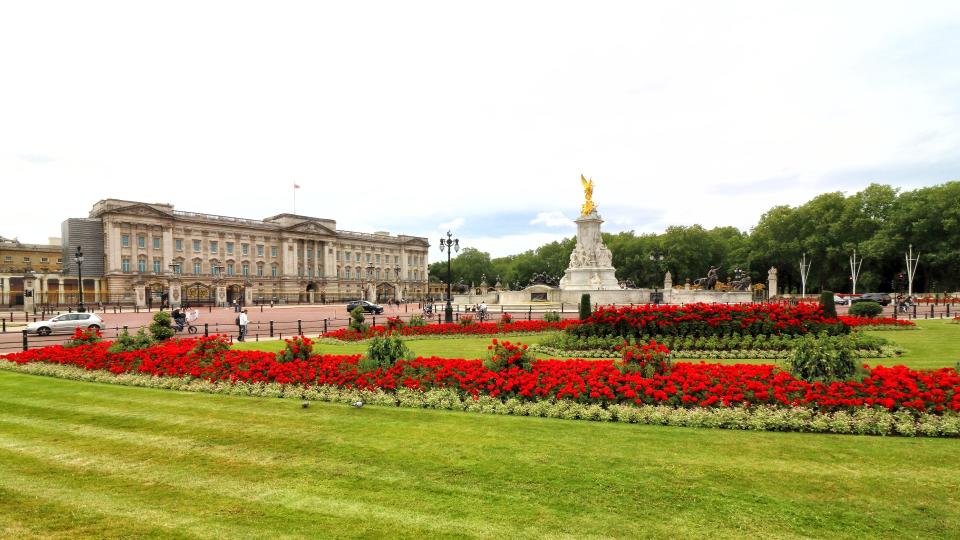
2 1 959 258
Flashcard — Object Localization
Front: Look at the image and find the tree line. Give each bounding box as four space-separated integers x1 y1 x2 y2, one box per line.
428 182 960 295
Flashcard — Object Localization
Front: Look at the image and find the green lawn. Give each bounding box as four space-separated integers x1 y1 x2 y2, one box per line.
863 320 960 370
1 370 959 539
234 333 559 359
236 320 960 370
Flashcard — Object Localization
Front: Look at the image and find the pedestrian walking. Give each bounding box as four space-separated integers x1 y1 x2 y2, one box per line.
237 309 249 341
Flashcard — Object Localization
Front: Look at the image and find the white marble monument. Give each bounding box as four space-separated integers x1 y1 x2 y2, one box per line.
559 206 620 290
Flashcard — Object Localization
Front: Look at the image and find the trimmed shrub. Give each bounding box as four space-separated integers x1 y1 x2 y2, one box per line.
360 334 411 372
108 328 155 353
849 301 883 318
149 311 175 341
277 336 313 363
820 290 837 319
579 293 591 320
483 338 535 371
64 327 102 348
544 311 561 323
614 341 672 377
408 314 427 327
788 334 861 382
350 306 368 333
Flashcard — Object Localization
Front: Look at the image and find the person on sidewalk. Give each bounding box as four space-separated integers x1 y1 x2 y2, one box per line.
238 309 249 341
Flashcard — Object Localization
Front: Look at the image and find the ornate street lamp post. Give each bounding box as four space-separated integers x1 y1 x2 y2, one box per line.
395 264 402 302
438 230 459 323
74 246 86 312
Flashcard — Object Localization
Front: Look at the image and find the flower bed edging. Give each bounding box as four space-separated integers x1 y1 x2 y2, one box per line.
2 361 957 438
530 345 904 360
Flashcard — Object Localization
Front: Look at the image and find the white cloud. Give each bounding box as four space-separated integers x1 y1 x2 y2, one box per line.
530 211 575 228
1 2 958 251
437 217 465 232
467 232 574 259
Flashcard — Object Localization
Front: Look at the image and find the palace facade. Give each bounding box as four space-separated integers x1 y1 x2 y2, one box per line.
60 199 430 307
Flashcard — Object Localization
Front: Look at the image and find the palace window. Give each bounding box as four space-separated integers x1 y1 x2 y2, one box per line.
226 242 234 255
271 246 278 257
257 263 264 277
137 259 146 273
375 268 380 280
376 254 381 264
121 234 130 247
242 262 250 276
40 257 49 263
194 262 202 274
242 243 249 256
355 252 360 262
193 240 201 253
137 235 145 248
271 264 278 277
344 267 351 280
122 258 130 272
153 237 161 249
210 241 218 254
227 263 235 276
153 258 161 273
175 238 183 251
257 244 264 257
366 253 371 263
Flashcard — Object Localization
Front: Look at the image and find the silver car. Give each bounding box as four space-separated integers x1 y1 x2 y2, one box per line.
25 313 105 336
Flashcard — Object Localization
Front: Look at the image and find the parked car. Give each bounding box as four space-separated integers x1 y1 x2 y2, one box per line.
346 300 384 314
25 312 105 336
833 295 849 305
850 293 892 306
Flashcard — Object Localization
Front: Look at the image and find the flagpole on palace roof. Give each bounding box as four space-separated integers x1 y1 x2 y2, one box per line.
293 182 300 214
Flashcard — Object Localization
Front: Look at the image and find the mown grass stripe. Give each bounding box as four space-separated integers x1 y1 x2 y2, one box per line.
2 370 959 538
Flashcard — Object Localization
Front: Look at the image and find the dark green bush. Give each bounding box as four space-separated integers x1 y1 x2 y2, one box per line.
579 294 591 320
820 290 837 319
849 301 883 318
108 328 156 353
149 311 175 341
359 334 411 372
350 306 368 333
788 334 862 382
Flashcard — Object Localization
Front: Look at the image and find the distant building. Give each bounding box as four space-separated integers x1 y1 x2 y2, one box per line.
0 236 96 308
57 199 430 307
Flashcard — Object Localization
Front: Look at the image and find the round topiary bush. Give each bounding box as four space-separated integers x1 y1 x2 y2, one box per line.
849 301 883 318
149 311 176 341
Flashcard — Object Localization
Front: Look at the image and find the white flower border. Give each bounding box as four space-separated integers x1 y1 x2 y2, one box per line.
2 361 958 438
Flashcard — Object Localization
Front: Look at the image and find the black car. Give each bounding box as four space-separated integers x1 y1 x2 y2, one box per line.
850 293 892 306
346 300 384 314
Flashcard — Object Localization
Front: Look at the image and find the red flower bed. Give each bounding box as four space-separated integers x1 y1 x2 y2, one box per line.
839 316 915 328
572 303 848 338
323 319 578 341
4 336 959 415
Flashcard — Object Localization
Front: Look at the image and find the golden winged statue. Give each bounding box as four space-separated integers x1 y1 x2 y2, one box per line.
580 174 595 216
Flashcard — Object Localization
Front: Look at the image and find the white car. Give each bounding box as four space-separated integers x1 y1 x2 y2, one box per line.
25 312 105 336
834 295 849 305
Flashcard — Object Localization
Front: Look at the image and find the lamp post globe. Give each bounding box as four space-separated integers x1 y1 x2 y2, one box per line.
74 246 85 312
438 230 459 323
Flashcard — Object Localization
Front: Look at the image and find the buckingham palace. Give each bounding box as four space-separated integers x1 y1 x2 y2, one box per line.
58 199 430 308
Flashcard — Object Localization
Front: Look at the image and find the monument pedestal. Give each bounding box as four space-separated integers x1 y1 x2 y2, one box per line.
559 212 620 291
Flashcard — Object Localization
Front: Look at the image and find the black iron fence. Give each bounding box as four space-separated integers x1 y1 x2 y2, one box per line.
2 300 958 354
0 307 583 353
